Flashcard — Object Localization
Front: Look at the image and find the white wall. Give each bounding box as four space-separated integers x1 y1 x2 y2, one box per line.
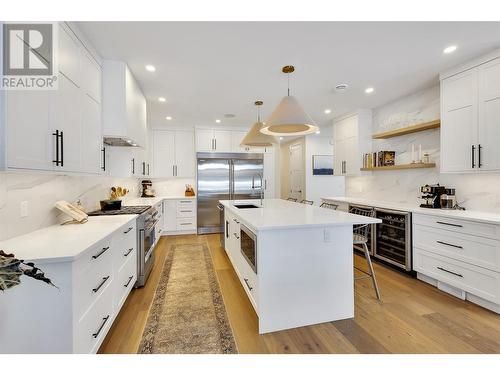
305 135 345 204
345 85 500 213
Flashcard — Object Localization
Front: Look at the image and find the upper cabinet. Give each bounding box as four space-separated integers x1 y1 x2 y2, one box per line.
102 61 147 147
332 109 372 176
1 23 104 174
195 129 232 152
152 130 195 178
440 53 500 173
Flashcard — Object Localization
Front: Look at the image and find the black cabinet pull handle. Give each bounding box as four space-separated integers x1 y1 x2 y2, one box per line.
233 232 240 239
124 276 134 287
478 144 482 168
147 163 150 176
142 161 146 175
123 227 133 234
471 145 475 168
60 131 64 167
437 267 463 278
226 221 229 239
436 240 463 249
52 130 60 166
92 246 110 259
92 315 110 338
132 158 135 174
92 276 110 293
436 221 463 228
124 248 134 257
243 278 253 291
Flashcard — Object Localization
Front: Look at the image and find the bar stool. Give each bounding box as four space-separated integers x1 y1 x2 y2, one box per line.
349 206 381 300
286 198 298 202
300 199 314 205
320 202 339 210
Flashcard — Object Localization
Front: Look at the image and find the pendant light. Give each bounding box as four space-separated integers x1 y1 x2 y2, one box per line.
240 101 278 147
260 65 319 136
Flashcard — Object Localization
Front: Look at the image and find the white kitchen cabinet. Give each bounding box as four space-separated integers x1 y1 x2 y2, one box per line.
413 213 500 314
1 22 103 175
333 110 372 176
441 69 478 172
440 54 500 173
195 129 232 152
81 49 102 104
478 58 500 171
231 131 251 152
162 198 197 234
102 61 147 147
263 152 276 198
0 219 137 353
152 130 195 178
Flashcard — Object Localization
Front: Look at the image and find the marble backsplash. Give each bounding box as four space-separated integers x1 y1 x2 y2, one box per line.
345 85 500 213
0 171 196 241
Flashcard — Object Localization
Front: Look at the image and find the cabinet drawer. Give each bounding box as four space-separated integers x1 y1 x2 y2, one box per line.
176 199 195 211
414 248 500 304
75 281 114 353
115 254 137 311
413 224 500 272
113 223 136 271
176 217 196 231
177 206 195 217
75 236 113 277
413 213 500 240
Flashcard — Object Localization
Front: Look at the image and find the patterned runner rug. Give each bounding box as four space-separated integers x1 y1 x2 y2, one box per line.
138 243 238 354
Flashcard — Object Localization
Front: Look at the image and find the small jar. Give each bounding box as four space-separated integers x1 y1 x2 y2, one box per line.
422 153 430 164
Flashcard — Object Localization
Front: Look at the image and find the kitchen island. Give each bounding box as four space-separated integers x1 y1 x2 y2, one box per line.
219 199 381 334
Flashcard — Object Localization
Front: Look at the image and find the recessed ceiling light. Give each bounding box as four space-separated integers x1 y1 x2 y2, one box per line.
324 109 331 114
215 119 221 123
335 83 349 92
315 130 321 134
165 116 172 120
126 139 132 143
131 143 137 147
158 97 166 102
279 137 284 140
365 87 374 94
145 64 156 72
443 45 457 54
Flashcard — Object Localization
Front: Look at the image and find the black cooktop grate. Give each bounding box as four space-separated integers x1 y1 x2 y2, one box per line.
87 205 151 216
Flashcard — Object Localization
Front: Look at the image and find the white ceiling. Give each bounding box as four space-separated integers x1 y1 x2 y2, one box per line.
77 21 500 130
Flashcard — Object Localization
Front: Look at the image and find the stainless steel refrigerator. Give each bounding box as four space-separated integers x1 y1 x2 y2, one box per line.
197 152 264 234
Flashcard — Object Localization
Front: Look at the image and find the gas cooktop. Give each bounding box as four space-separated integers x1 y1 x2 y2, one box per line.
87 205 151 216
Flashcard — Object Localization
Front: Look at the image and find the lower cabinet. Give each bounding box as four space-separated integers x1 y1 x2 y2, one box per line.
413 213 500 313
162 198 197 234
0 220 137 354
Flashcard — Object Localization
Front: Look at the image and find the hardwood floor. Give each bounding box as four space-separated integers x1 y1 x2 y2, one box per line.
99 233 500 354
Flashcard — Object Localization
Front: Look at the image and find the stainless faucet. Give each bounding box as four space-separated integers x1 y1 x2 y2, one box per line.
252 172 264 206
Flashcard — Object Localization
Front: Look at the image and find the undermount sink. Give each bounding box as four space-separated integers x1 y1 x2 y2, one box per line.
233 204 260 209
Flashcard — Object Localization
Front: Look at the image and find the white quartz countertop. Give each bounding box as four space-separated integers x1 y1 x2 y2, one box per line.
123 195 196 207
0 215 137 264
219 199 381 232
322 196 500 226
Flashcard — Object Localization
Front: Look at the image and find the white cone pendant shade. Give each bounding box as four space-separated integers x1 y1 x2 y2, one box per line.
260 95 319 136
240 121 277 146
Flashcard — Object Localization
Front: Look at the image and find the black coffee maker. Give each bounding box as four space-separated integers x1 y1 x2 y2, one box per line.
420 184 447 209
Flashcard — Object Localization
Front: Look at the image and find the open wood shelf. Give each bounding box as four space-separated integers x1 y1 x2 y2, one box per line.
372 119 440 139
360 163 436 171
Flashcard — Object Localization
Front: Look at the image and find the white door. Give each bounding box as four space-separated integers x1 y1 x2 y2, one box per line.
153 130 175 178
49 74 82 173
478 58 500 171
175 131 195 177
214 130 232 152
289 143 304 200
80 95 102 174
231 131 249 152
441 69 478 172
263 152 275 198
5 90 52 171
195 129 214 151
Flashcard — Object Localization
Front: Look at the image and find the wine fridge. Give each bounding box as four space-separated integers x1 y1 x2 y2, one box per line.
373 208 412 271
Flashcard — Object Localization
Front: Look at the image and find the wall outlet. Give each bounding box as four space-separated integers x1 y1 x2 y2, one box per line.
20 201 29 218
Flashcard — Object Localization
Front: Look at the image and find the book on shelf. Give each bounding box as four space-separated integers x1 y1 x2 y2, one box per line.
363 151 396 168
